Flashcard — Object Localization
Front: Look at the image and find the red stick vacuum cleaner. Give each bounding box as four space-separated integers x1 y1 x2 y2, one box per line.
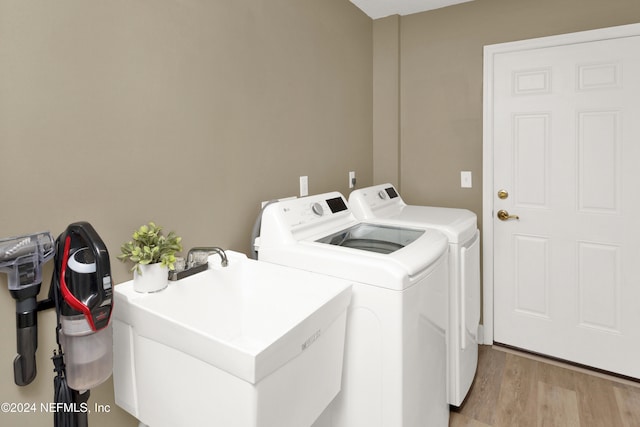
50 222 113 427
0 222 112 427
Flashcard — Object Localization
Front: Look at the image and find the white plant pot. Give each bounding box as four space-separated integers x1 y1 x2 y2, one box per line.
133 263 168 293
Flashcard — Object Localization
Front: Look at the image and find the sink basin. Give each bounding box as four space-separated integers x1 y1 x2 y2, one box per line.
113 251 352 427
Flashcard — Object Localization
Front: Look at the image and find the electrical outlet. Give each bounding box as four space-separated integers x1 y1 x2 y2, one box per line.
349 171 356 189
300 176 308 196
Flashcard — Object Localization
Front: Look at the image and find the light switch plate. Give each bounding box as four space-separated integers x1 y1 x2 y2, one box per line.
461 171 472 188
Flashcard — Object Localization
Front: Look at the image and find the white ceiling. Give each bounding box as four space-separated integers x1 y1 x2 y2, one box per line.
350 0 474 19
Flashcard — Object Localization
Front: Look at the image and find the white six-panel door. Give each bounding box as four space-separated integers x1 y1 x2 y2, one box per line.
486 29 640 378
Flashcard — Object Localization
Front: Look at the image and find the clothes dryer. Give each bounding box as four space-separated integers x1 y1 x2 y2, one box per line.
349 184 480 407
256 192 449 427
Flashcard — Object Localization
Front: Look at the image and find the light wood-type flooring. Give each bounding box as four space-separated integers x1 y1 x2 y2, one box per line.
450 345 640 427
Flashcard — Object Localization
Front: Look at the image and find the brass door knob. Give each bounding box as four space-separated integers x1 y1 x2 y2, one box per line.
497 209 519 221
497 189 509 199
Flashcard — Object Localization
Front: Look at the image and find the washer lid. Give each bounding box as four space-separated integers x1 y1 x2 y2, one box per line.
316 224 424 254
258 191 450 289
349 184 477 243
390 206 477 243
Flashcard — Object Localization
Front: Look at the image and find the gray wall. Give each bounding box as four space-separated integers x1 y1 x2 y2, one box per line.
373 0 640 319
376 0 640 220
0 1 371 425
3 0 640 425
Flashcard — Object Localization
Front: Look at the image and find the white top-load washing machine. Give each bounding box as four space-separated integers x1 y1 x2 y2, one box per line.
349 183 480 407
256 192 450 427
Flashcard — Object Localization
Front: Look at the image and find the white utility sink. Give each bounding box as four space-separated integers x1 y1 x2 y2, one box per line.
113 251 352 427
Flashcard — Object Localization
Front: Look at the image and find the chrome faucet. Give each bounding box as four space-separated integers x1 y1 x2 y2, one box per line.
187 247 229 268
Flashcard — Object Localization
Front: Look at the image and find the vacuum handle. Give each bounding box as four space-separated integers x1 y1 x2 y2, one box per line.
66 222 110 281
57 221 113 331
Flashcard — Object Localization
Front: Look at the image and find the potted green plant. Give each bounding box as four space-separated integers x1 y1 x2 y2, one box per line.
118 222 183 293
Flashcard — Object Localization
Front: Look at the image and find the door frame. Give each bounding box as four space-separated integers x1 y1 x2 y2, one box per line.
482 22 640 345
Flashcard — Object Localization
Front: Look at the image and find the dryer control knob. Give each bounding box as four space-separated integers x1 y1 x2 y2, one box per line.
378 190 388 200
312 202 324 216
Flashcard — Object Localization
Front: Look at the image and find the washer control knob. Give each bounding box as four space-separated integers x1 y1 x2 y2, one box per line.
378 190 388 200
312 202 324 216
